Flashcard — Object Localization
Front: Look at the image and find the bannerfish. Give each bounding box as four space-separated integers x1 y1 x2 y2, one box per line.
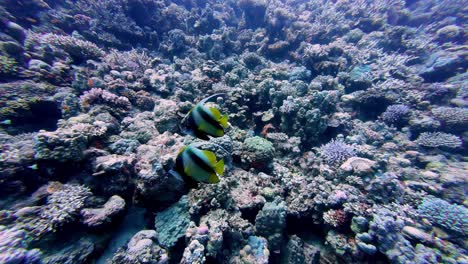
183 93 228 140
169 144 225 186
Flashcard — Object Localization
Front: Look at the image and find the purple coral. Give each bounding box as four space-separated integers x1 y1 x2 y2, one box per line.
0 226 42 264
382 104 410 125
103 49 152 74
415 132 462 149
41 184 92 230
80 88 131 109
27 32 103 60
319 139 356 165
431 106 468 127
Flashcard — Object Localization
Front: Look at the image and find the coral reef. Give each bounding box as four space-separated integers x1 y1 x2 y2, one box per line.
33 129 88 162
0 0 466 263
319 139 356 165
0 226 42 264
81 195 125 228
417 197 468 236
154 196 190 248
236 136 275 170
255 199 287 252
111 230 168 264
382 104 410 126
415 132 462 149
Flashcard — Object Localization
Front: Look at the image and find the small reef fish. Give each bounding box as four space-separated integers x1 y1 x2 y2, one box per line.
0 119 12 125
28 164 38 170
183 93 228 140
170 144 224 186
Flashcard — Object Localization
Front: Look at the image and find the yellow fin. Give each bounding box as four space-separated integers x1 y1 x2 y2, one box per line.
214 159 224 175
178 146 187 155
214 128 224 137
208 173 220 183
219 114 228 128
209 107 222 119
202 150 217 164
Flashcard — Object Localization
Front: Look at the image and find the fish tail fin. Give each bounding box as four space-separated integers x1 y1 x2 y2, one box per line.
202 150 217 163
208 173 220 183
219 114 228 128
214 159 224 175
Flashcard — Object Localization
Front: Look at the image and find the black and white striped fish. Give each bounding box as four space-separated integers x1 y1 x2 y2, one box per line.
183 94 228 140
169 144 225 185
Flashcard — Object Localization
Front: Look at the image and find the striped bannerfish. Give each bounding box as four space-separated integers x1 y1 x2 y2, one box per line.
169 144 225 185
183 94 228 140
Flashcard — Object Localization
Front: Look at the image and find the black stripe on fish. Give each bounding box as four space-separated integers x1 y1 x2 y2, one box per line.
186 147 214 174
186 115 210 140
196 105 224 131
186 113 209 140
174 152 186 175
173 151 198 187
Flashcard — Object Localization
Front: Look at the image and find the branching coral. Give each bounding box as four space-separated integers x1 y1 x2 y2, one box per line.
102 49 152 74
431 107 468 127
41 184 92 230
415 132 462 149
27 32 104 60
382 104 410 125
323 209 348 228
0 226 42 264
80 88 131 110
15 183 92 240
0 55 18 76
319 139 356 165
417 197 468 236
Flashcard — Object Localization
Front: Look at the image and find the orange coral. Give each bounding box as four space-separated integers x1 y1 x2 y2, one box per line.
47 181 64 194
87 78 94 87
261 123 275 137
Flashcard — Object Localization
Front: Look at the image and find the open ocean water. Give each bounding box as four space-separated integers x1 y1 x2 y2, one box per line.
0 0 466 263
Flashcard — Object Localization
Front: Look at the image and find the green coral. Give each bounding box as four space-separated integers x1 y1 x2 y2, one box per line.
154 195 190 248
241 136 275 170
255 198 287 252
0 55 18 76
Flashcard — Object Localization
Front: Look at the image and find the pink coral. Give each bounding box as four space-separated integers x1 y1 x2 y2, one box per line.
80 88 131 109
323 209 347 228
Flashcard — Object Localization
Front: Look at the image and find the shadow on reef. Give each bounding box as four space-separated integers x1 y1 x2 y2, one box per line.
2 100 62 135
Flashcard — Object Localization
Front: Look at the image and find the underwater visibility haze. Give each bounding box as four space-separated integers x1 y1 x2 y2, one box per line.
0 0 467 263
